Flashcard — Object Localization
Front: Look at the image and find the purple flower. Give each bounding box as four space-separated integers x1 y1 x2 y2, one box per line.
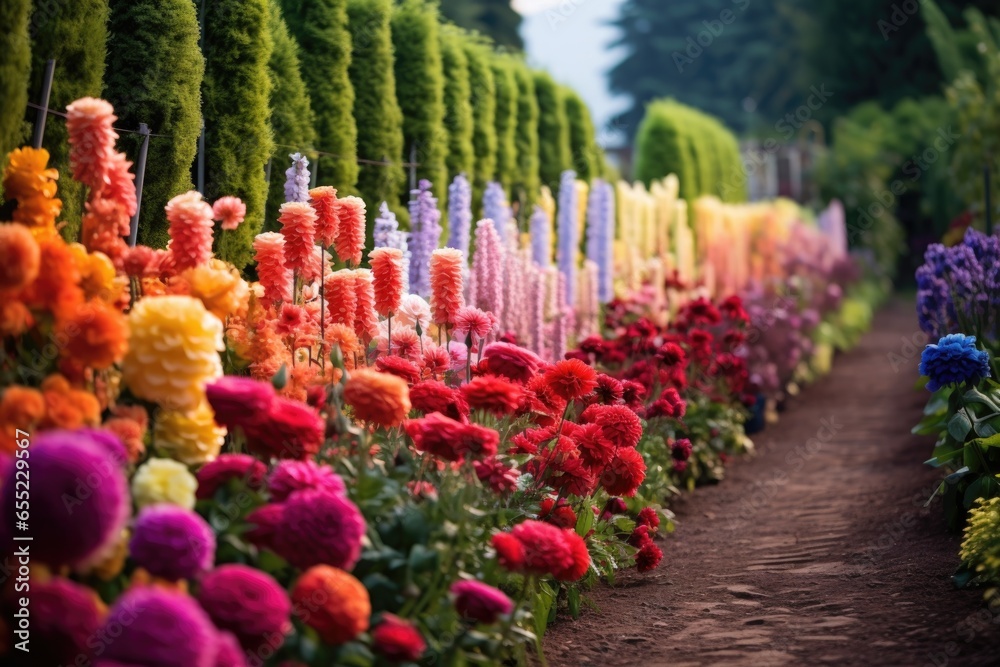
273 490 366 570
32 577 105 666
483 181 511 245
214 632 249 667
586 179 615 303
408 179 442 298
447 174 473 261
556 171 578 307
101 587 218 667
451 580 514 624
2 430 129 568
284 152 310 203
198 564 291 653
267 459 347 502
129 504 216 581
529 205 551 267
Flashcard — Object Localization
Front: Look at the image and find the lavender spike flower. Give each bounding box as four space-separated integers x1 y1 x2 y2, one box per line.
529 205 551 267
472 219 505 317
408 179 442 298
483 181 512 245
284 153 311 203
447 174 473 261
586 179 616 303
556 170 579 307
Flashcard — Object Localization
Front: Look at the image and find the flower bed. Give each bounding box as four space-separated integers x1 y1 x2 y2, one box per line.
0 98 873 665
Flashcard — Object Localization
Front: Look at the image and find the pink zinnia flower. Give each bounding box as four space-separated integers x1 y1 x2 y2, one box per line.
453 307 495 342
481 342 542 384
213 196 246 231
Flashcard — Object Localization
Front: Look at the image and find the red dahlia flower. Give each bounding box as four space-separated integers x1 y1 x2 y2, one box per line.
409 380 469 422
451 580 514 624
481 342 543 384
601 447 646 497
636 541 663 572
539 497 577 529
405 412 499 461
637 507 660 532
461 375 524 416
473 457 521 494
580 404 643 449
543 359 598 401
375 355 422 385
647 387 686 420
372 614 426 663
573 422 615 470
492 520 590 581
244 397 325 460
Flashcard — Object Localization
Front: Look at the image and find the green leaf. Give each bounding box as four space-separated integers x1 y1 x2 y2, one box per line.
575 505 594 537
271 363 288 390
973 433 1000 449
567 587 581 619
948 411 973 441
963 474 1000 508
407 544 439 573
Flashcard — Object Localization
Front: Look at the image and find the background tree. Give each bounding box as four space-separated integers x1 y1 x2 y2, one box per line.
281 0 358 190
492 55 518 193
392 0 447 201
265 0 316 230
0 0 32 163
202 0 274 269
534 70 571 190
513 62 540 208
634 100 698 200
439 0 523 51
440 25 475 184
105 0 204 249
348 0 405 240
563 86 601 181
28 0 109 238
464 35 497 215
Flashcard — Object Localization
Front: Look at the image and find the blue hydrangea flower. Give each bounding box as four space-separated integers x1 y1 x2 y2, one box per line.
919 334 992 392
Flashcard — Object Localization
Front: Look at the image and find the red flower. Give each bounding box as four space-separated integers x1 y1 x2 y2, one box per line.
637 507 660 532
671 438 692 461
720 295 749 323
196 454 267 499
375 355 422 385
573 422 615 471
586 373 624 406
522 375 567 418
409 380 469 422
628 524 653 548
473 457 521 495
461 375 524 416
543 359 598 402
372 613 426 663
481 342 543 384
405 412 498 461
681 297 721 326
244 398 325 460
635 541 663 573
580 404 643 449
647 387 686 420
554 529 590 581
491 532 525 571
539 498 577 530
526 435 596 497
656 342 687 367
601 447 646 497
492 520 588 581
621 380 646 409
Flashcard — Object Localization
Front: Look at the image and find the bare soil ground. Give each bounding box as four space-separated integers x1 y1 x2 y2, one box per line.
543 300 1000 667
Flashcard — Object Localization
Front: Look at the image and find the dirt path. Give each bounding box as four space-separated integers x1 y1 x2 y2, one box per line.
544 300 1000 667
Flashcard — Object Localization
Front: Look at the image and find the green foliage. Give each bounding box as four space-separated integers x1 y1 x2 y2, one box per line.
439 0 523 51
392 0 447 200
960 491 1000 586
534 70 571 190
202 0 274 269
105 0 204 249
512 62 540 208
464 36 496 215
0 0 30 161
563 86 600 182
348 0 405 243
265 0 317 231
922 0 964 83
634 100 698 200
281 0 358 190
491 55 518 193
28 0 109 238
439 25 474 184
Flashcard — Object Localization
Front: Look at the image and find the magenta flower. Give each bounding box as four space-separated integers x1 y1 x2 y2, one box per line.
451 580 514 624
129 504 216 581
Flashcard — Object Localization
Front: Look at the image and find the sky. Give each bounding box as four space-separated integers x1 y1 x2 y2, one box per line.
517 0 628 141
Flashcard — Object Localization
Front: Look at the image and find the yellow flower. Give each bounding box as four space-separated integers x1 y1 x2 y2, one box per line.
154 400 226 466
132 458 197 510
69 244 120 302
80 528 129 581
2 147 62 234
177 259 249 321
122 295 224 411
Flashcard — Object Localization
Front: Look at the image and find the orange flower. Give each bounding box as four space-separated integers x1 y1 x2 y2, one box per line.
2 148 62 234
429 248 465 326
166 192 215 272
39 374 100 430
103 416 146 463
278 202 317 275
175 260 250 321
309 186 339 247
0 387 45 453
353 269 378 341
0 223 41 291
324 323 360 368
20 238 84 322
253 232 292 307
0 301 33 338
57 300 129 370
343 369 411 427
291 566 370 645
66 97 119 191
324 270 357 329
80 197 129 264
69 244 120 303
369 248 405 317
334 196 366 267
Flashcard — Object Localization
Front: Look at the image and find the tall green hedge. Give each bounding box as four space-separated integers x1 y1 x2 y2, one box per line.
492 55 518 193
29 0 109 238
281 0 358 191
464 36 496 215
105 0 204 249
0 0 30 164
439 25 474 185
563 86 600 182
635 100 695 199
534 70 571 190
265 0 316 231
512 62 540 208
202 0 274 269
348 0 405 242
391 0 447 201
